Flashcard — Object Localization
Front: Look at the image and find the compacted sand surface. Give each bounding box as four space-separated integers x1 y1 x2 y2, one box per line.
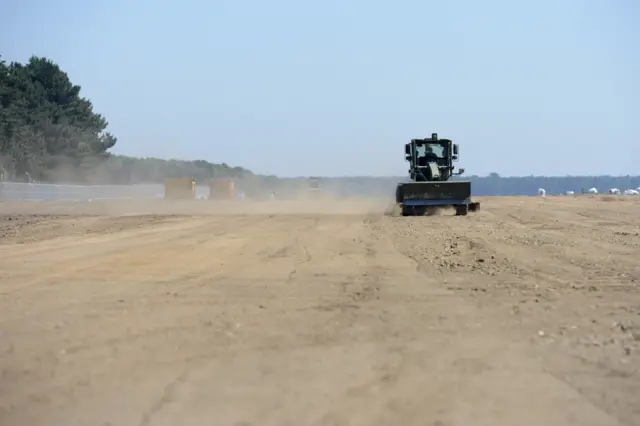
0 196 638 426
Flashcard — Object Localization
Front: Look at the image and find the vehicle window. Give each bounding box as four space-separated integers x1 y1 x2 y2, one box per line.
416 143 445 158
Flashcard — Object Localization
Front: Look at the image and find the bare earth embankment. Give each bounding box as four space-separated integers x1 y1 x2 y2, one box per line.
0 196 638 426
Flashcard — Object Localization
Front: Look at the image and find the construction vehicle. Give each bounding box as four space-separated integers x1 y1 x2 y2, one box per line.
207 178 236 200
309 176 321 189
164 177 196 200
306 176 322 197
395 133 480 216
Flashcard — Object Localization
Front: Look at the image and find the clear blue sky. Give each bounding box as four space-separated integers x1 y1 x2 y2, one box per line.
2 0 638 177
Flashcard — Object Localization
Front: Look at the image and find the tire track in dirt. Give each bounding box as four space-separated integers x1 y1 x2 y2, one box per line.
0 216 206 292
0 214 182 246
0 215 321 420
0 215 186 258
0 200 633 426
1 215 382 426
2 215 367 423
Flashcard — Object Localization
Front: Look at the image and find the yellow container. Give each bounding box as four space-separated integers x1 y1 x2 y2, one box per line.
208 178 236 199
164 177 196 199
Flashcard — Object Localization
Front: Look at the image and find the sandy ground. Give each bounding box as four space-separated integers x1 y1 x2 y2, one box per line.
0 196 639 426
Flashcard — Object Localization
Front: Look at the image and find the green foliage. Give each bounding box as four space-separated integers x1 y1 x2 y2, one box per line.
0 55 251 183
0 55 114 181
93 155 252 184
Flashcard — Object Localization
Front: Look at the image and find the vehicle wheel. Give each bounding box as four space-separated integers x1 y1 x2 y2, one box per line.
395 185 403 204
455 204 468 216
414 206 427 216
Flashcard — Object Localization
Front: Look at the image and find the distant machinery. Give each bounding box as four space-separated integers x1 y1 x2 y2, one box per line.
309 176 321 190
305 176 324 198
208 178 236 200
164 177 196 199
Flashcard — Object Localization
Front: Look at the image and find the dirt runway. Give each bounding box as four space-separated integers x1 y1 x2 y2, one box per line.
0 196 638 426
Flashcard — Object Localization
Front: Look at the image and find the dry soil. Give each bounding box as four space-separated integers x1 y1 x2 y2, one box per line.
0 196 639 426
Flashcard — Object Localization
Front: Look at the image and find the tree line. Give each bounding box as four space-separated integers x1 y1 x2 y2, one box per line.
1 55 637 196
305 174 640 198
465 173 640 196
0 55 251 184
